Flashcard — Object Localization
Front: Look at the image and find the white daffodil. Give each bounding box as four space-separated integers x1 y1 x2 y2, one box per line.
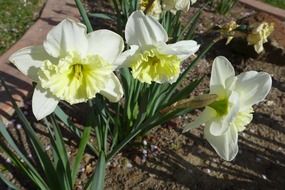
183 56 272 161
9 19 124 120
139 0 162 19
163 0 197 13
117 10 199 84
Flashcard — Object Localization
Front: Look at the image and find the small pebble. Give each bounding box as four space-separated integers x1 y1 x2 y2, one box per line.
142 140 147 146
28 154 32 158
249 128 255 133
206 169 211 174
266 100 274 106
262 174 267 180
142 155 147 163
16 124 22 129
45 145 51 151
256 157 261 162
126 162 133 168
142 149 147 155
150 145 158 151
80 167 85 172
6 158 11 163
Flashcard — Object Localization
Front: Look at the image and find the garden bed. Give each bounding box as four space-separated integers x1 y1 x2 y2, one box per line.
0 1 285 189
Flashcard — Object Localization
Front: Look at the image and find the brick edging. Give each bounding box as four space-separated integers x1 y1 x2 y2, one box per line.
239 0 285 20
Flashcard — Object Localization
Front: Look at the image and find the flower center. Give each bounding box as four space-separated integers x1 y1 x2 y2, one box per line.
73 64 83 80
232 107 253 132
130 48 180 84
38 52 113 104
209 98 228 116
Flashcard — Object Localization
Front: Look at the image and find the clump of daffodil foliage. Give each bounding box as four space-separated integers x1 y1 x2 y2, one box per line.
0 0 273 189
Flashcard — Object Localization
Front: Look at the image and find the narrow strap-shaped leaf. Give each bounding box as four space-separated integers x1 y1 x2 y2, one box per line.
0 172 19 190
89 151 106 190
71 126 91 185
169 76 205 104
88 13 114 20
54 106 98 154
75 0 93 33
0 78 61 189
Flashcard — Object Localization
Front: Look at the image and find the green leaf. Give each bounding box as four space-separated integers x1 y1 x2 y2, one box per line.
88 13 114 20
71 126 92 184
0 78 61 189
169 76 205 104
89 152 106 190
0 172 19 190
54 106 98 154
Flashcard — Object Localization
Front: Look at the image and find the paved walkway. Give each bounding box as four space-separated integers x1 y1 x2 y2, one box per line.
0 0 80 122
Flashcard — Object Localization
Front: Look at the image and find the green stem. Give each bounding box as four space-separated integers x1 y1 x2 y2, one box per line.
74 0 93 33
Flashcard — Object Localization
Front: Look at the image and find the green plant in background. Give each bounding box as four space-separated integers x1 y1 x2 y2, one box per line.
0 0 45 55
216 0 238 15
263 0 285 9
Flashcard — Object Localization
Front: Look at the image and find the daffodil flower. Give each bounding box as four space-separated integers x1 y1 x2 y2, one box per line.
117 10 199 84
219 21 239 45
163 0 197 13
140 0 162 19
9 19 124 120
183 56 272 161
247 22 274 54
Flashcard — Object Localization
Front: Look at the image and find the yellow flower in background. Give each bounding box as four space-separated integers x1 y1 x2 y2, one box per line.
140 0 162 19
116 11 200 84
220 21 239 45
9 19 124 120
183 56 272 161
247 22 274 54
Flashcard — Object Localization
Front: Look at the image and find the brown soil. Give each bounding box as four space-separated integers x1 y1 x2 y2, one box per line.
1 1 285 190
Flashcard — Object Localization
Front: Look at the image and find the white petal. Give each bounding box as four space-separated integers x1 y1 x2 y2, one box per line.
100 73 123 102
114 45 139 68
87 29 124 64
32 85 59 120
183 107 216 133
125 10 168 46
210 56 235 88
158 40 200 60
9 46 54 81
235 71 272 108
43 18 88 58
209 91 239 136
205 124 238 161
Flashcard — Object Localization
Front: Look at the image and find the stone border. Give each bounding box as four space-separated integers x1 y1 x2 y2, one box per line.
0 0 80 123
239 0 285 20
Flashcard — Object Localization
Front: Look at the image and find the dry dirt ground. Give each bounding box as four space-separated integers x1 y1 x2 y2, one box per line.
0 1 285 190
